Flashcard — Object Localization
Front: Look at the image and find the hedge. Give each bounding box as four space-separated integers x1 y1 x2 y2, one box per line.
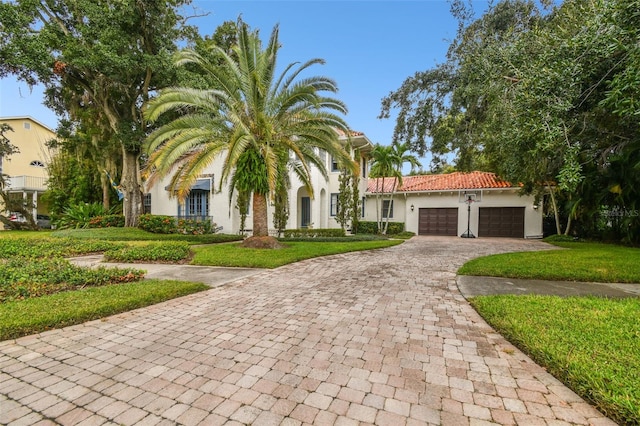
357 221 405 235
137 214 214 235
88 214 125 228
283 228 346 238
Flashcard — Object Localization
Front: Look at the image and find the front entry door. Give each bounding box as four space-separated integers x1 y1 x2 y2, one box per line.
301 197 311 228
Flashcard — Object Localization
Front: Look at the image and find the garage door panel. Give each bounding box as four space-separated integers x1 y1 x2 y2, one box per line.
479 207 524 238
419 208 458 236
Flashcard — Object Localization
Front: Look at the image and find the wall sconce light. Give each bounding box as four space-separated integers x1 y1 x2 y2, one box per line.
533 204 538 210
411 204 415 212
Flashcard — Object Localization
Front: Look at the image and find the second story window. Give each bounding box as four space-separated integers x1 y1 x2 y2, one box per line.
30 160 45 168
331 156 339 172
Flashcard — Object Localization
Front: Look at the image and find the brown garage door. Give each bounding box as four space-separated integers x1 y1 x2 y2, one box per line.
418 208 458 236
479 207 525 238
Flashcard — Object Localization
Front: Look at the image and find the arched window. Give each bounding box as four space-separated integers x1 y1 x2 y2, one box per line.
30 160 45 168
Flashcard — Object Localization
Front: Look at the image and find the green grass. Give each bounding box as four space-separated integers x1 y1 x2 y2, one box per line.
0 280 209 341
0 236 124 258
458 241 640 283
470 295 640 426
192 239 404 268
51 227 243 243
0 230 53 238
104 241 192 263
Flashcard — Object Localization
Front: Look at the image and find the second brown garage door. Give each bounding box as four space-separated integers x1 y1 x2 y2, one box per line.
479 207 525 238
418 208 458 236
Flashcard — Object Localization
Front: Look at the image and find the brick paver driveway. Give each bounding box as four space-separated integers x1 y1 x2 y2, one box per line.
1 237 615 425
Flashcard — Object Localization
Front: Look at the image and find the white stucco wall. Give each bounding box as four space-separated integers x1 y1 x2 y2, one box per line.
145 141 372 234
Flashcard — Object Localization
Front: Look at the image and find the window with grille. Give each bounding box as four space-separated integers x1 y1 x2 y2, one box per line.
330 193 339 216
143 193 152 214
179 190 209 218
382 200 394 219
331 156 339 172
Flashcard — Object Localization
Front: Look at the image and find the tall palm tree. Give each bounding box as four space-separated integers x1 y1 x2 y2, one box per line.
370 142 420 234
144 19 355 240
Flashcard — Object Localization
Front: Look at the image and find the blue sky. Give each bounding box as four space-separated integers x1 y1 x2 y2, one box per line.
0 1 485 169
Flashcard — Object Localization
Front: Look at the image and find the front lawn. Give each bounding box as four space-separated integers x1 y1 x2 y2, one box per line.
471 295 640 426
191 239 404 268
458 241 640 283
0 280 208 341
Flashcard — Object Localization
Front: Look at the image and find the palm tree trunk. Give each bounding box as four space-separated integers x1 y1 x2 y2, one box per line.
383 179 398 235
252 192 269 237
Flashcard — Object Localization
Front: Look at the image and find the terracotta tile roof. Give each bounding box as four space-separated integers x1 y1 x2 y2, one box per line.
335 129 364 137
367 171 513 193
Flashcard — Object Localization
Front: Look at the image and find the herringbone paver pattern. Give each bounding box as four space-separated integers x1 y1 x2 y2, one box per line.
0 237 616 425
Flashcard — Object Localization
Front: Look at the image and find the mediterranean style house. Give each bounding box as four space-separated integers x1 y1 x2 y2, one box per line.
0 116 55 229
6 116 542 238
365 172 543 239
145 125 543 238
144 130 375 234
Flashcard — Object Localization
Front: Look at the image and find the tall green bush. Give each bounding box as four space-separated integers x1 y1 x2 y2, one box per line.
357 221 404 235
138 214 177 234
88 215 125 228
138 214 214 234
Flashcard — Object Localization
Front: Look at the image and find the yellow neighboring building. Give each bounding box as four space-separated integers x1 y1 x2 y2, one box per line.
0 116 56 229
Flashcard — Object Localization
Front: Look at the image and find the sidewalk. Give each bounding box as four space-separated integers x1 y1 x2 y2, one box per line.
1 237 617 425
458 275 640 298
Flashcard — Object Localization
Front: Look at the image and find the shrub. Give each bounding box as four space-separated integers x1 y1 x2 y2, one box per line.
138 214 176 234
0 258 144 302
176 218 212 235
104 242 192 263
357 221 405 235
54 202 113 229
278 234 389 242
544 234 578 243
138 214 214 235
283 228 346 238
88 214 125 228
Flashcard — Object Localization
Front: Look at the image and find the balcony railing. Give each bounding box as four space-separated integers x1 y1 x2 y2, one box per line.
5 175 48 192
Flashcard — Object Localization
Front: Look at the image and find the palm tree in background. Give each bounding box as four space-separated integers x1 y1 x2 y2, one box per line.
370 142 420 234
144 19 356 242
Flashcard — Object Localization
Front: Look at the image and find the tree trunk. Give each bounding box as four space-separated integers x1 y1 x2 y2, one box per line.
100 172 110 211
564 215 573 236
252 192 269 237
547 183 562 235
121 148 143 227
383 179 398 235
377 177 385 233
383 194 394 235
